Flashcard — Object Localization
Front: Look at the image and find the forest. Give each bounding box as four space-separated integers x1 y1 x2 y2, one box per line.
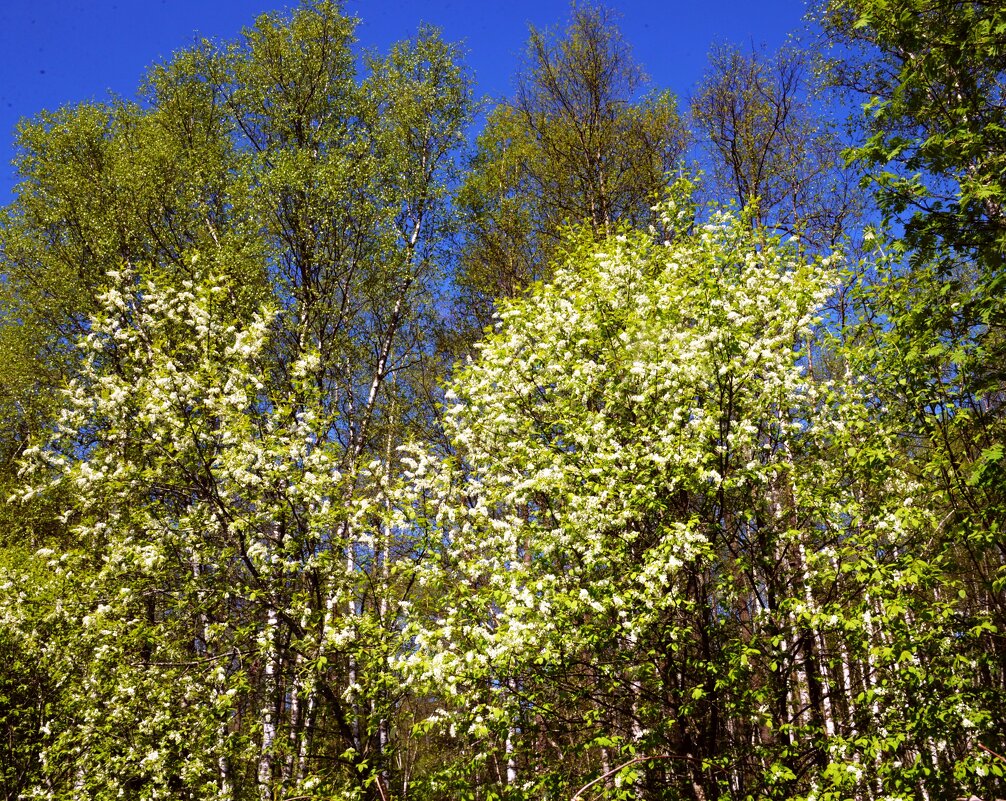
1 1 1005 799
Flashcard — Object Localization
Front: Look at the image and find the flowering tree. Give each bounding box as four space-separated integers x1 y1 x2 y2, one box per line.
3 3 1005 799
399 194 992 800
1 4 471 799
12 255 407 799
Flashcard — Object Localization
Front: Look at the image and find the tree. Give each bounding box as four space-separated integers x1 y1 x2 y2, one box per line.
0 548 70 801
820 0 1006 265
14 261 388 799
820 2 1006 762
452 3 688 336
818 0 1006 485
8 2 1006 797
691 44 863 250
399 186 993 800
1 3 472 798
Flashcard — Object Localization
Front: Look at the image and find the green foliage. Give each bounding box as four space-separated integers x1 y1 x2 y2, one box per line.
821 9 1006 792
453 3 688 337
4 2 1006 799
399 186 983 798
822 0 1006 266
0 548 70 800
0 2 472 798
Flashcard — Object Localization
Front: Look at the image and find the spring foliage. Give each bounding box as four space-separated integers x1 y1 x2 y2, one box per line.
3 2 1006 800
396 196 991 799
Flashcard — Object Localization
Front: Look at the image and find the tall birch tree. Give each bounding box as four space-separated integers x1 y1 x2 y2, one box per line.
452 3 688 340
2 3 471 798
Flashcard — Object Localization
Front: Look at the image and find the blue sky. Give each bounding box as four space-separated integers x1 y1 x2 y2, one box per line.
0 0 810 206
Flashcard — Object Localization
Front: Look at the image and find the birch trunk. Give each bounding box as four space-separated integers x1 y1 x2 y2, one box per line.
258 605 279 801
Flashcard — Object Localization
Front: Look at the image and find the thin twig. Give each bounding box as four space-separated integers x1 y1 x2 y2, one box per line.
979 742 1006 764
571 754 690 801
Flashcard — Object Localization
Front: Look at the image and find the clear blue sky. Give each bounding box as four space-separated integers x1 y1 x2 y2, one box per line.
0 0 810 206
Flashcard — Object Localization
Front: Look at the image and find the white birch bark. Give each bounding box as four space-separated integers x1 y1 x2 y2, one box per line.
258 605 279 801
505 730 518 787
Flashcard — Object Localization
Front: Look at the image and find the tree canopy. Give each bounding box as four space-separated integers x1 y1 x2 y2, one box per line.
3 2 1006 800
453 4 688 337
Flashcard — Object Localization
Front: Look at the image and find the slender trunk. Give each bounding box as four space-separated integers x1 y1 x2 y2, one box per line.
295 684 317 783
347 539 361 755
601 746 613 794
505 729 518 787
259 606 279 801
796 542 833 740
862 593 883 799
377 408 395 790
688 754 708 801
789 627 810 728
627 640 646 800
216 664 233 800
218 733 233 801
816 629 837 739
